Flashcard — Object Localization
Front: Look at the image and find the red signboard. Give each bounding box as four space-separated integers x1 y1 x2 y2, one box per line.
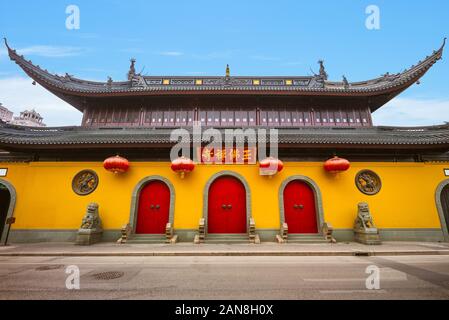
197 147 257 164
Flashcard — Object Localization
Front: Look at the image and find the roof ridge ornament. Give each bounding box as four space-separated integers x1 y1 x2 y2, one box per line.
439 37 447 56
3 38 11 50
127 58 136 81
342 75 349 89
318 60 328 80
225 64 230 79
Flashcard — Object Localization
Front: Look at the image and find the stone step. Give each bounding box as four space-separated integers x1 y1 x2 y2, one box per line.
131 233 166 238
207 233 248 238
205 239 250 244
126 239 167 244
286 234 330 244
205 234 249 244
127 234 167 244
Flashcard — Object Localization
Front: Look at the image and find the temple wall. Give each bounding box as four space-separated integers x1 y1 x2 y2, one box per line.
1 161 448 242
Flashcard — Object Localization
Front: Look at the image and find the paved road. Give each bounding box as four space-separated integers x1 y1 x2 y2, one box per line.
0 255 448 299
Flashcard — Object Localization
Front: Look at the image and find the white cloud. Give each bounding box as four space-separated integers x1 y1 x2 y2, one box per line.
158 51 184 57
249 55 280 61
0 77 82 126
372 97 449 126
192 50 236 60
0 45 84 58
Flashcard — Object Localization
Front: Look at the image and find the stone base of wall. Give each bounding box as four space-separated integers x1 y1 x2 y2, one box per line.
7 228 446 244
333 228 445 242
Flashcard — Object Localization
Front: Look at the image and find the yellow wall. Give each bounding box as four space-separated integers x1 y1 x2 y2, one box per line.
1 161 448 231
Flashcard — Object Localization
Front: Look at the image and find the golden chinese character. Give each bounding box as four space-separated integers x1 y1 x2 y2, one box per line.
243 149 252 161
229 148 241 162
202 147 211 162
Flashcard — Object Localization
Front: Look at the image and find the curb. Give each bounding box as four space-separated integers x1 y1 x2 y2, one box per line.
1 250 449 257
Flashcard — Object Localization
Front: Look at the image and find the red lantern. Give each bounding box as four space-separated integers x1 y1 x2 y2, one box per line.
171 156 195 178
259 157 284 176
103 155 130 173
324 156 350 173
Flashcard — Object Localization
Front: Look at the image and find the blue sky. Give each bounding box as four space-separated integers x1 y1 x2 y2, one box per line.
0 0 448 126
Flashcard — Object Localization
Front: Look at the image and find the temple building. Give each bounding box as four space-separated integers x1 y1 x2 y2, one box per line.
10 109 46 127
0 103 13 123
0 38 448 245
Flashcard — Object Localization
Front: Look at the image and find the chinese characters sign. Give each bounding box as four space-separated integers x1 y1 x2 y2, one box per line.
197 147 257 164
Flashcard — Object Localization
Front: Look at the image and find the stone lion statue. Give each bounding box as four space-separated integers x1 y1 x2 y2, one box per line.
354 202 376 230
80 202 102 231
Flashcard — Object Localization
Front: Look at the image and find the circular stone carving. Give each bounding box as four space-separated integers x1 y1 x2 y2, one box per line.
355 170 382 195
72 170 99 196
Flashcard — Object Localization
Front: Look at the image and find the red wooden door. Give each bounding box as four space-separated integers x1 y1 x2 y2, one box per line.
136 180 170 234
208 176 247 233
283 180 318 233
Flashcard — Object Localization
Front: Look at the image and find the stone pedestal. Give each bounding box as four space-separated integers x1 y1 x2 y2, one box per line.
354 228 381 245
76 228 103 246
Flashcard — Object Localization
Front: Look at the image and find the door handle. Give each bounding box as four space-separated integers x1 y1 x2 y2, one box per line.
222 204 227 209
150 204 155 209
155 204 160 210
227 204 232 209
299 204 304 210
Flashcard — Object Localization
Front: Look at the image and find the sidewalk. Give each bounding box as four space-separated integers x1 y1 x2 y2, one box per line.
1 241 449 257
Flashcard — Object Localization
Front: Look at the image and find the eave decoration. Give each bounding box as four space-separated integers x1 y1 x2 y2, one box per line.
103 155 130 174
323 156 350 174
171 156 195 179
259 157 284 177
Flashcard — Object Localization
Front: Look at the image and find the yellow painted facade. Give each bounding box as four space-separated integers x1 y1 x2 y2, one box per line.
1 161 448 232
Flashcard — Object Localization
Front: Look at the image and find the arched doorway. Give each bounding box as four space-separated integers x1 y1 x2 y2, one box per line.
279 176 324 235
0 179 16 245
436 179 449 241
130 176 175 235
204 172 250 234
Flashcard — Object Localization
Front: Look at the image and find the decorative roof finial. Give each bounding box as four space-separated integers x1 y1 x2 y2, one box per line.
318 60 328 80
342 75 349 89
225 64 230 78
127 58 136 80
3 38 10 50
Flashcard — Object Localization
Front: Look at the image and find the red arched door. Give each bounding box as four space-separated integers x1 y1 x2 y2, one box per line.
208 176 247 234
283 180 318 234
136 180 170 234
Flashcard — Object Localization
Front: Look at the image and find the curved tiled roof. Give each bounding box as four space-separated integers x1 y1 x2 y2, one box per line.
0 122 448 149
4 38 445 98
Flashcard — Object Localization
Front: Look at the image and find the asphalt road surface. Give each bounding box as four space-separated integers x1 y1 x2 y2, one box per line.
0 255 448 299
